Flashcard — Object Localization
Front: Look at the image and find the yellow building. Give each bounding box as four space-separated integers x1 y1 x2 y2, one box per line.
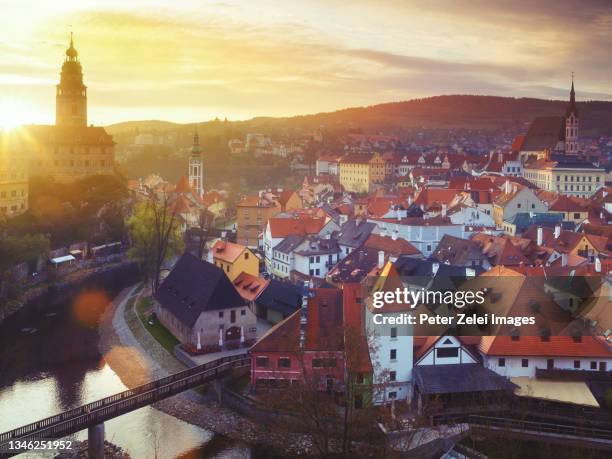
211 239 259 281
0 134 29 217
21 34 115 182
339 153 386 193
523 159 605 198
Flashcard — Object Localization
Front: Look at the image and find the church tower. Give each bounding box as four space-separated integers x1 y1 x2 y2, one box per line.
565 75 579 154
56 33 87 127
189 133 204 198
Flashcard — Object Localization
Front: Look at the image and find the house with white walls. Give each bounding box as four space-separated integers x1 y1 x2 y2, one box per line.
368 216 465 257
479 335 612 378
365 262 414 404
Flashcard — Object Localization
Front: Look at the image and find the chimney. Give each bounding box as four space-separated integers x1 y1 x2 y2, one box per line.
498 151 503 163
554 225 561 239
504 179 511 194
432 262 440 275
378 250 385 269
595 257 602 273
299 282 310 350
561 253 568 267
392 229 398 241
408 195 413 206
441 204 447 217
537 227 543 246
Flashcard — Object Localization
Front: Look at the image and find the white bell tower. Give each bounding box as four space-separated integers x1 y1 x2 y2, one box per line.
189 133 203 198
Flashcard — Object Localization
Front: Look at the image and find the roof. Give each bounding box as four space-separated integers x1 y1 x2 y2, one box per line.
19 124 114 145
549 195 590 212
431 235 486 266
175 176 194 194
413 364 518 395
511 135 526 152
255 279 302 316
155 253 246 327
273 234 304 254
232 272 269 302
511 378 599 408
212 240 247 263
339 153 373 164
480 335 611 358
364 233 421 257
268 217 326 238
337 219 376 248
521 116 565 152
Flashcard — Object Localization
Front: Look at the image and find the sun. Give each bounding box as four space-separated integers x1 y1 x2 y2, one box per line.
0 99 37 131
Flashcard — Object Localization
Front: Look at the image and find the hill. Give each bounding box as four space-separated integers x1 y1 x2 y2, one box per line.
105 95 612 137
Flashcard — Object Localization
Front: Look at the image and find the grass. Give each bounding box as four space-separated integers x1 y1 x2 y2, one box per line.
134 296 180 353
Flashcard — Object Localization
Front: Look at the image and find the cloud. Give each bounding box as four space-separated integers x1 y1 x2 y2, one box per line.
1 1 611 123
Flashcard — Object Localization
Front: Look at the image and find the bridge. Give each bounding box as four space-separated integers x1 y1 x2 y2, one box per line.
0 353 249 458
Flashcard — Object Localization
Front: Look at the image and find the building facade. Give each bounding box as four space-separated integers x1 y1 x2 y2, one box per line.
0 136 28 216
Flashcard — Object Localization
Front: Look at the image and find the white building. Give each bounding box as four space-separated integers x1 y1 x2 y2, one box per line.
365 262 413 404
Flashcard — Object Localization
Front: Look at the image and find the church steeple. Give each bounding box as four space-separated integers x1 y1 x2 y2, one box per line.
565 74 579 154
56 32 87 127
189 132 204 197
566 73 578 118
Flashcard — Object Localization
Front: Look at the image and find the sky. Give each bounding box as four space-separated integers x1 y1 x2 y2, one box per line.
1 0 611 126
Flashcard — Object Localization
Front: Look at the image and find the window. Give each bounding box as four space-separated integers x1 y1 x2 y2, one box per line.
354 394 363 409
574 360 581 369
218 311 224 319
522 359 529 368
241 309 246 316
278 357 291 368
388 391 397 400
600 362 608 371
436 347 459 358
389 371 396 381
573 213 580 219
231 310 236 323
498 358 506 367
256 357 269 368
591 361 597 370
245 252 249 259
547 359 554 370
390 327 397 339
390 349 397 361
356 373 365 384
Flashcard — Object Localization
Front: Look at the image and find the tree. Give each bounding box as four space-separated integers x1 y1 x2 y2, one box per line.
127 193 183 292
259 324 390 457
195 209 214 260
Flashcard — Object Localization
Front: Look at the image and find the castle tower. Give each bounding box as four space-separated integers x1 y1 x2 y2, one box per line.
56 33 87 127
565 75 579 154
189 133 204 198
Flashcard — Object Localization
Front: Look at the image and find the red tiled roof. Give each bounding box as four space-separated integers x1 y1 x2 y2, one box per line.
175 176 193 194
511 135 526 152
364 233 421 257
480 335 610 358
268 217 325 238
233 272 269 301
413 188 459 207
212 240 247 263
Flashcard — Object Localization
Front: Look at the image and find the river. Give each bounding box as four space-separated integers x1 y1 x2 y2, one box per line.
0 284 255 459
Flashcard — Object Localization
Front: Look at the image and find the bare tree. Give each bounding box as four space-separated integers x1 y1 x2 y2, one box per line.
127 190 184 292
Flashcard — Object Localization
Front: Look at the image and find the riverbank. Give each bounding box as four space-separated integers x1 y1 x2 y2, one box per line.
0 260 138 324
98 285 310 455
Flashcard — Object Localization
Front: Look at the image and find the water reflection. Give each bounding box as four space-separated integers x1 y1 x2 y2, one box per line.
0 291 250 458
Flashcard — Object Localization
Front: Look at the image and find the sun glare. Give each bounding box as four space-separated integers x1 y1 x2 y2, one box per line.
0 99 36 131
